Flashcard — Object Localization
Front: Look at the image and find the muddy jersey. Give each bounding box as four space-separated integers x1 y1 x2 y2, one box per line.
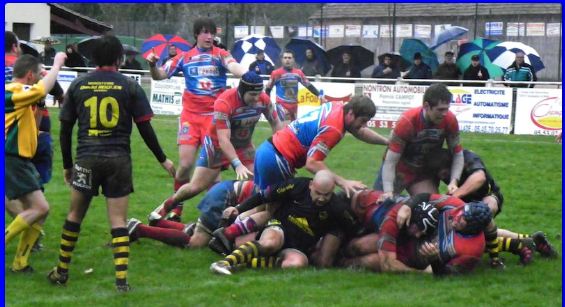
268 67 311 105
164 46 236 114
388 106 462 169
272 102 345 169
60 69 153 159
208 88 281 149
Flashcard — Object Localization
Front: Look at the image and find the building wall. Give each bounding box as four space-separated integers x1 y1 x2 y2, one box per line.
315 14 561 81
5 3 51 48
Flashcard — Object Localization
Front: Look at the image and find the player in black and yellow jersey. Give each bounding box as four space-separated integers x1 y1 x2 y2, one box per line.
5 51 67 272
47 35 176 292
210 170 358 275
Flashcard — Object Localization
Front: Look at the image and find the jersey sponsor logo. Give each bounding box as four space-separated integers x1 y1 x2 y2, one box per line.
288 215 315 236
188 65 219 76
276 183 294 194
72 164 92 189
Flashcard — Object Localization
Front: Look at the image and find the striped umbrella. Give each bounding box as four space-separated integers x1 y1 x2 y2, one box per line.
141 34 191 65
456 38 503 78
231 34 281 69
486 41 545 72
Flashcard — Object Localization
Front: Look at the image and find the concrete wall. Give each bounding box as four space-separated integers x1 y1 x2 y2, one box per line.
5 3 51 50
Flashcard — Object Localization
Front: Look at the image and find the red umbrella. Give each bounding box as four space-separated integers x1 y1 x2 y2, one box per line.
141 34 191 64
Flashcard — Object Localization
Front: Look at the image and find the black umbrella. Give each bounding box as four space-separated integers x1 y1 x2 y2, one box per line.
123 44 140 56
377 52 411 71
327 44 375 71
77 36 101 62
19 40 39 58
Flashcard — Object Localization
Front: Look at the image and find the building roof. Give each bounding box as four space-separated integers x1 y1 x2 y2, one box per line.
48 3 113 35
310 3 561 19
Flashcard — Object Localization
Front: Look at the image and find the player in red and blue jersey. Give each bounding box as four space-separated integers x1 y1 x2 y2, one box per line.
154 72 284 219
255 95 388 196
146 18 247 212
265 50 321 121
374 83 464 201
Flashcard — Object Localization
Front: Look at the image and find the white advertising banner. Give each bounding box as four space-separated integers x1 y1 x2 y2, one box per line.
270 26 285 38
546 23 561 37
380 25 392 38
345 25 362 37
234 26 249 39
250 26 265 36
362 83 426 128
526 23 545 36
507 22 526 37
46 70 77 103
362 25 379 38
449 87 513 134
123 73 142 85
514 89 562 136
328 25 345 38
295 81 355 118
395 24 413 38
149 76 184 115
414 24 432 38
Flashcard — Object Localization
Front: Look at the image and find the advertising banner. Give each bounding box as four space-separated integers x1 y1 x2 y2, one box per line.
449 87 513 134
149 76 184 115
123 73 142 85
47 70 77 104
526 23 545 36
345 25 362 37
514 89 562 136
363 25 379 38
414 25 432 38
361 83 425 128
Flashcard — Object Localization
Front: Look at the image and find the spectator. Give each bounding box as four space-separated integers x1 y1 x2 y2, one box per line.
121 53 142 70
249 50 274 75
64 43 86 68
434 51 461 84
463 55 490 87
331 51 360 82
403 52 432 85
161 44 178 65
371 53 401 82
301 47 324 76
40 41 56 66
503 51 537 88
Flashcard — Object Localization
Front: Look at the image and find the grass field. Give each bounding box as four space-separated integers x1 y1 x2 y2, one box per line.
5 108 562 306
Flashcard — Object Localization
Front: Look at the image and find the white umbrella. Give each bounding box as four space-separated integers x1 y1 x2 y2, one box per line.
486 41 545 71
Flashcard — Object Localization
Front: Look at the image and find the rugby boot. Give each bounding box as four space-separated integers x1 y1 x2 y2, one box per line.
47 267 68 285
211 227 234 254
183 223 196 236
517 241 534 265
210 260 233 275
531 231 559 258
147 211 163 226
11 265 34 273
127 218 142 243
489 257 506 270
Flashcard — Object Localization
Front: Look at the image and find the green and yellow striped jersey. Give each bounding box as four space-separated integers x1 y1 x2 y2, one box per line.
5 80 46 158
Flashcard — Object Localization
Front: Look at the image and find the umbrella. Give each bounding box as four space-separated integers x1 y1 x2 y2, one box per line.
399 39 439 72
31 36 61 45
284 38 330 74
377 52 411 71
77 36 101 62
327 44 375 71
231 34 281 69
456 38 504 78
123 44 140 56
140 34 191 64
19 40 39 58
486 41 545 72
430 26 469 50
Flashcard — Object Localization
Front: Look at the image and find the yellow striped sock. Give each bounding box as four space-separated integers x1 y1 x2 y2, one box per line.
5 215 31 245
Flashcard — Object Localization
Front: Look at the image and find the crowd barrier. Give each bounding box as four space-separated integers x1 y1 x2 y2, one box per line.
48 68 562 136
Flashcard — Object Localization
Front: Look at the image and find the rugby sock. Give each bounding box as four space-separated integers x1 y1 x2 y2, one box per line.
518 233 531 239
153 219 185 231
111 228 130 287
56 220 81 274
169 204 184 219
224 217 257 241
12 223 42 270
498 237 526 254
158 196 181 216
137 224 190 247
5 215 31 245
248 256 281 269
485 224 500 259
225 241 263 266
174 179 187 192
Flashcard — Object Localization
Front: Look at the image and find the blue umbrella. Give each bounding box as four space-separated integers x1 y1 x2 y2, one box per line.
140 34 191 65
231 34 281 69
430 26 469 50
486 41 545 72
456 38 503 78
400 39 439 72
284 38 330 74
